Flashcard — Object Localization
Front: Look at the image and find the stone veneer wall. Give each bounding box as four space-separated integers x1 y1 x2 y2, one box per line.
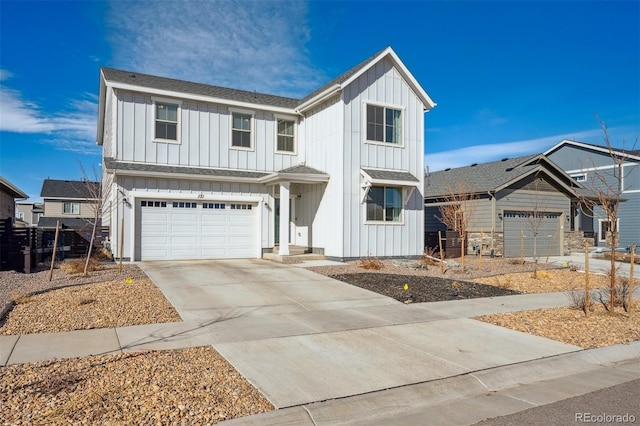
564 231 596 254
467 232 503 257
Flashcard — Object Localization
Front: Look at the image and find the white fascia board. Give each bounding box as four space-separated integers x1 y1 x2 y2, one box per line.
110 168 264 184
259 173 330 184
97 72 107 146
341 47 436 110
295 84 341 113
43 197 98 201
105 81 299 116
128 191 263 203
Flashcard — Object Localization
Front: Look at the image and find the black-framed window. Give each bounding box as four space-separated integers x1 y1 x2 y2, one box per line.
366 186 402 222
366 104 402 144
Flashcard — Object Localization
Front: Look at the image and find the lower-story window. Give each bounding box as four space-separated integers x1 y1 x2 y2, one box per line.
366 186 402 222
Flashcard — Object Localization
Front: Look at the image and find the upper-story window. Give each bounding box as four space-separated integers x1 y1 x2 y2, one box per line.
231 112 253 149
63 202 80 215
366 104 402 144
276 118 295 153
155 101 179 142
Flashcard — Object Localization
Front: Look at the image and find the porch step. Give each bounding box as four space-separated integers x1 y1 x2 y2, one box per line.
263 246 326 264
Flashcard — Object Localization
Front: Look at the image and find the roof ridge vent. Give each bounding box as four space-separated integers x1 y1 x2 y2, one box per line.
444 168 451 171
501 158 508 161
470 163 478 167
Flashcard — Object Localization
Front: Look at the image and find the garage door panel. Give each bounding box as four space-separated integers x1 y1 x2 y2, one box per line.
503 212 561 257
141 200 257 260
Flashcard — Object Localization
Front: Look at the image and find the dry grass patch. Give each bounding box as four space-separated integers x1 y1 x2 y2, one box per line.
0 347 273 425
476 303 640 349
474 269 613 293
1 276 180 335
359 257 384 270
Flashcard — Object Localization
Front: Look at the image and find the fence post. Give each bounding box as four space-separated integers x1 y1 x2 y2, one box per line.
48 220 60 282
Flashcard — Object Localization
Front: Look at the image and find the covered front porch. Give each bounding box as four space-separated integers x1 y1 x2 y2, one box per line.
260 164 330 258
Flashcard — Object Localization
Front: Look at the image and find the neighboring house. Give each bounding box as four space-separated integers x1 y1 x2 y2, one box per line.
545 140 640 250
15 202 44 227
97 46 436 261
424 155 592 257
0 177 28 222
38 179 101 231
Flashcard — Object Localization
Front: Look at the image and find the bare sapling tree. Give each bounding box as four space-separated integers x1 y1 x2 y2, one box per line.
576 118 638 311
525 173 550 279
436 181 477 269
79 163 113 276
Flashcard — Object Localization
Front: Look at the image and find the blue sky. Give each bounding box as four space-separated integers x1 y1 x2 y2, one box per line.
1 0 638 201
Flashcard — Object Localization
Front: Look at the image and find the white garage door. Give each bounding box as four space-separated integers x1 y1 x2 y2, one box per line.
140 200 257 260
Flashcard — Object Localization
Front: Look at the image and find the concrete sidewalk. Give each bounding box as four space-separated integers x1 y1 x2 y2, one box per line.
1 258 639 425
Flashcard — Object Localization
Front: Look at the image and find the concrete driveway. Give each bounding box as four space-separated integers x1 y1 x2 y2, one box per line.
139 259 582 409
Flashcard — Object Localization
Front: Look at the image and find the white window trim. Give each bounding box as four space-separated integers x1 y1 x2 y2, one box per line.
274 114 297 155
363 101 405 147
598 218 620 243
229 108 255 151
364 185 405 225
152 97 182 145
571 173 587 182
63 202 80 215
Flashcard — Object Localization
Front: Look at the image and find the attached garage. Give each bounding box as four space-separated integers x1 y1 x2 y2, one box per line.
503 211 562 258
139 199 258 260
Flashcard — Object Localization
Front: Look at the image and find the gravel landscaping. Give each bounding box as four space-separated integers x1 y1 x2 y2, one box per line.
1 257 638 424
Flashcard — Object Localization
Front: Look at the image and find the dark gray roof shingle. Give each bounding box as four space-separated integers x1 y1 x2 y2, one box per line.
278 164 328 175
102 68 300 109
40 179 100 199
424 155 540 197
362 168 419 183
38 217 102 229
104 158 270 179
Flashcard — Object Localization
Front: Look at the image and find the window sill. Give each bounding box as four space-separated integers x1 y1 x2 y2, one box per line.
153 138 181 145
364 140 404 148
230 146 255 152
275 150 297 156
365 220 405 225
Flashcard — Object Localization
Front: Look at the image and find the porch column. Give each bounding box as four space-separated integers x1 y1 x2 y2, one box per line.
278 181 290 256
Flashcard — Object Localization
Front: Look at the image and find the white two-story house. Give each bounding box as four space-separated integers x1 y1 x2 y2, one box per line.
97 47 436 261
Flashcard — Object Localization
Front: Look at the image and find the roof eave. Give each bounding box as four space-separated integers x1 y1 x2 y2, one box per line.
107 168 265 183
105 80 299 115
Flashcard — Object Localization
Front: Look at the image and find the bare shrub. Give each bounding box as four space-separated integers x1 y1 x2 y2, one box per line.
493 276 513 290
59 258 104 275
421 248 438 267
508 259 521 265
359 257 384 270
594 276 629 312
566 290 594 315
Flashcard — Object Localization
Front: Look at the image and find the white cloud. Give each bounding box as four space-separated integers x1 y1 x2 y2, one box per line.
425 129 605 171
0 80 99 154
107 0 324 98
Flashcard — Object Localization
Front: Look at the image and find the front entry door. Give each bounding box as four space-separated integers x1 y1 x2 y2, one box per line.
274 198 293 245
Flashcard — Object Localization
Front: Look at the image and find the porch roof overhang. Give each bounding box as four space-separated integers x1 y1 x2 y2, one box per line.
360 168 420 204
259 164 330 185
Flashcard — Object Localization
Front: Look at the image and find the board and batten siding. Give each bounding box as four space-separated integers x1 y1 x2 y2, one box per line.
301 95 345 257
341 57 425 258
110 90 300 173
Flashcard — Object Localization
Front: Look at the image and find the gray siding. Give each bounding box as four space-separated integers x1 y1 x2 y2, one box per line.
548 144 640 250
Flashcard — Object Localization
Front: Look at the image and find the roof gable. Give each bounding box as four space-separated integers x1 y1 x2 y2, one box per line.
297 46 435 112
424 154 581 199
0 176 28 199
544 139 640 162
40 179 99 199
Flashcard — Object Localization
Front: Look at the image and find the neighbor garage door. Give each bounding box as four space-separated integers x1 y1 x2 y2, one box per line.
140 200 257 260
503 211 561 258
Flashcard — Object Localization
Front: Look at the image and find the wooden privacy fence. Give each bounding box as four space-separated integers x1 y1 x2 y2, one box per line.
0 218 108 273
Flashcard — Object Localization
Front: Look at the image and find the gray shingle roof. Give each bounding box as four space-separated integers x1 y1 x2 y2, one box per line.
101 68 300 109
40 179 100 199
0 176 28 199
38 217 102 229
104 158 270 179
362 168 419 183
278 164 328 175
424 155 540 197
298 46 389 105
